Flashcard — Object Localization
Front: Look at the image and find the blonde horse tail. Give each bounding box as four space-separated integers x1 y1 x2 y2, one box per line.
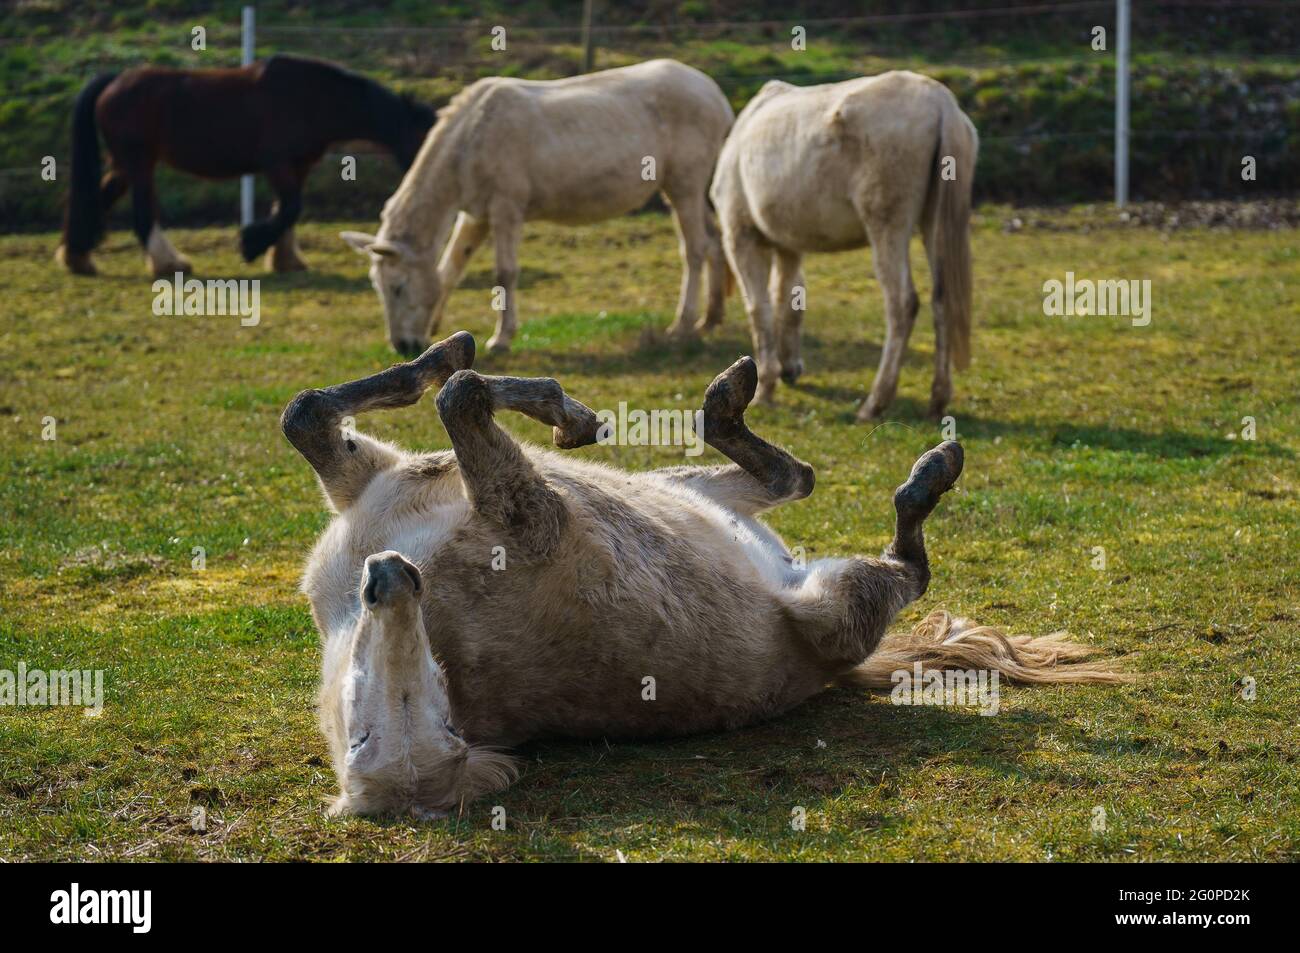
837 610 1135 690
931 95 977 372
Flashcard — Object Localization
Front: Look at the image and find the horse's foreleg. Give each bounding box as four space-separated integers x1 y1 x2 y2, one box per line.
771 248 806 385
702 208 729 330
241 165 303 264
281 331 475 510
485 204 522 355
786 441 963 667
477 374 603 449
431 213 490 334
128 166 191 278
435 369 569 560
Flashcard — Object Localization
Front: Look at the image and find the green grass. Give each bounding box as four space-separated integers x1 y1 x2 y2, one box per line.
1 208 1297 861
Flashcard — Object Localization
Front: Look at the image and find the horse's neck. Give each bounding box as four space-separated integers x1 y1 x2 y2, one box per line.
380 117 463 251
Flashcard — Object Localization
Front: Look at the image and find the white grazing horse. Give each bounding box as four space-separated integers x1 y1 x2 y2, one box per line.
342 59 734 357
710 70 978 419
282 331 1126 818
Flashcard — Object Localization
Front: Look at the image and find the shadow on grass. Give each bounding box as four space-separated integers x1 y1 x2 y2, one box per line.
467 686 1149 855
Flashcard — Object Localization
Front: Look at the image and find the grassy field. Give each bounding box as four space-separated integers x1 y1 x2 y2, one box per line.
0 208 1297 861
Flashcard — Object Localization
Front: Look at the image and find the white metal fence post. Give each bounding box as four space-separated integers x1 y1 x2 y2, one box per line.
240 5 255 226
1115 0 1130 207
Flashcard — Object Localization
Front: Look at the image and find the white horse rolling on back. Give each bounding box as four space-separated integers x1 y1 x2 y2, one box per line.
342 59 734 357
711 71 978 420
282 332 1127 818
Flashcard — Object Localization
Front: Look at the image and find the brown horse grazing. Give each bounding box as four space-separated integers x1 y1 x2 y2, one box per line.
57 54 436 277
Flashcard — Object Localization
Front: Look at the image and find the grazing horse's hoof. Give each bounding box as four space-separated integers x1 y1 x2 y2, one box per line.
665 319 699 342
149 258 191 279
780 361 804 386
55 245 97 277
856 397 887 422
895 441 964 517
267 248 309 273
698 306 725 333
484 335 512 356
239 222 281 263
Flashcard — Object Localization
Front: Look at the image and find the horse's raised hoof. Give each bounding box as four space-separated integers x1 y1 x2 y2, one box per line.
702 355 757 437
417 330 476 378
895 440 964 518
780 361 804 386
55 245 97 277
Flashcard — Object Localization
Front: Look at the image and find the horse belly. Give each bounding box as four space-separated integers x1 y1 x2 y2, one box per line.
518 110 663 224
740 148 867 252
442 485 815 744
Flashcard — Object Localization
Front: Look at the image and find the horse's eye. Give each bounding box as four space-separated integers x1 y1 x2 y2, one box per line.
391 284 405 299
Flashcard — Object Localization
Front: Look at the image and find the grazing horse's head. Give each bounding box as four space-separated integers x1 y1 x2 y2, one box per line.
341 232 442 358
320 551 516 819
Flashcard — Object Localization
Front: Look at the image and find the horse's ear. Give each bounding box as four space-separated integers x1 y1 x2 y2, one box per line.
340 230 378 255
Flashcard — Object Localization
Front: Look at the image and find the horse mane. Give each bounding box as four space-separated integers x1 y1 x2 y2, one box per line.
265 54 435 141
378 81 489 234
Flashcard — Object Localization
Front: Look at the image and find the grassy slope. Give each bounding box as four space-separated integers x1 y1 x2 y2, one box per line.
4 4 1298 224
0 211 1297 861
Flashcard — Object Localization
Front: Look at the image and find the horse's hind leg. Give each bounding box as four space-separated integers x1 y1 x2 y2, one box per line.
266 223 308 273
787 440 964 666
100 169 128 215
722 225 780 403
702 205 728 330
281 331 475 510
921 223 953 419
55 171 127 275
127 162 191 278
857 220 919 421
771 248 806 385
242 163 304 266
692 355 815 509
664 189 710 340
